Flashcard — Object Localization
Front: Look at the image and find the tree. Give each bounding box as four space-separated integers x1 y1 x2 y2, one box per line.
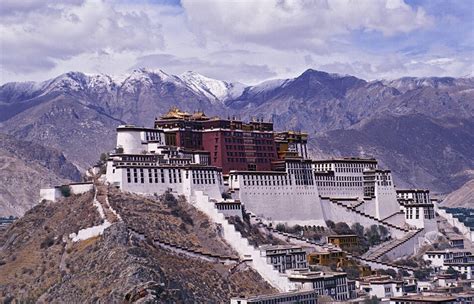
276 223 286 232
343 265 361 280
221 192 232 200
59 185 71 197
334 222 353 235
378 225 389 240
326 220 335 229
446 266 460 279
351 223 365 237
414 268 431 280
363 296 380 304
99 152 109 163
366 225 381 246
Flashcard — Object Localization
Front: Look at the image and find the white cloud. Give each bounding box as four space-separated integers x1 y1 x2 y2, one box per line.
0 0 164 73
181 0 433 51
0 0 471 84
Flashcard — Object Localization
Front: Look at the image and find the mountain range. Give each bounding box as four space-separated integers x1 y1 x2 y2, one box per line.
0 68 473 215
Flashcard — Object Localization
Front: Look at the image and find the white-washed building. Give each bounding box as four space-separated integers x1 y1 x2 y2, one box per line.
356 275 404 300
107 125 224 201
228 158 326 226
286 269 351 301
259 244 308 273
423 249 473 273
314 158 401 221
397 189 437 230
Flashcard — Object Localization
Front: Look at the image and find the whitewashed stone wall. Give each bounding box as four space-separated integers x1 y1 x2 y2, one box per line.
111 167 224 201
232 187 326 226
436 207 474 242
192 191 293 292
320 198 406 238
374 184 400 220
383 212 406 227
383 231 425 260
39 183 94 202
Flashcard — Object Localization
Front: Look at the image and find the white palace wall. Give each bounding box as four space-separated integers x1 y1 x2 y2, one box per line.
233 185 326 226
320 198 406 238
436 207 474 242
115 166 223 201
192 191 292 291
383 231 425 260
117 129 144 154
355 198 377 216
374 185 400 220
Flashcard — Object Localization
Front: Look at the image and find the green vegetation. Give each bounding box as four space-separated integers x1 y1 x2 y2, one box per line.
59 185 71 197
275 223 326 242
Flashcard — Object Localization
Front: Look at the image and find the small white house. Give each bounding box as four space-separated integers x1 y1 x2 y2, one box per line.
40 182 94 202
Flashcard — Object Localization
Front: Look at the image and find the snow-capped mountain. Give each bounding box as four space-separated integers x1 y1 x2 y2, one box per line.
6 69 246 104
178 71 246 102
1 68 473 207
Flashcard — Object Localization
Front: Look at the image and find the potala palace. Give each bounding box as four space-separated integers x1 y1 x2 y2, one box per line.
105 107 437 234
40 107 473 302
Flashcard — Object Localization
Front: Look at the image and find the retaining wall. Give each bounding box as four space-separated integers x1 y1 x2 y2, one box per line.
193 191 292 292
320 199 406 238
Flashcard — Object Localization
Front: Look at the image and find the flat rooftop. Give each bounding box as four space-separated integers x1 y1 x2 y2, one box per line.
231 289 316 301
390 295 457 302
313 157 377 163
259 244 305 251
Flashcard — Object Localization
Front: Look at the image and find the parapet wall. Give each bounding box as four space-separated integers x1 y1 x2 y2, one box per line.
233 186 326 227
436 207 474 242
192 191 293 292
320 198 406 238
40 183 94 202
383 230 424 261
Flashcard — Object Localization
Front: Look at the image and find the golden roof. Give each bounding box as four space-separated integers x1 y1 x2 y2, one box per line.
161 107 191 119
190 111 208 120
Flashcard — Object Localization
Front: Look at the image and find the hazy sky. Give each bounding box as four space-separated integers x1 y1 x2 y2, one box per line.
0 0 472 84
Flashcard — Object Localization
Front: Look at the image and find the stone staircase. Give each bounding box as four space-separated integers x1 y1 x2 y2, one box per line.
328 199 409 233
96 184 121 223
127 226 239 264
245 211 416 273
362 229 424 261
192 191 293 292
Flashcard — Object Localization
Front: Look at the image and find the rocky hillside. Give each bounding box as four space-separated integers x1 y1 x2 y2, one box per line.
0 133 81 217
440 179 474 208
311 114 474 194
0 68 472 211
0 189 275 302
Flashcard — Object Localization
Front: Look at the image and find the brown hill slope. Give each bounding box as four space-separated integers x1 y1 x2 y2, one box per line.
441 179 474 208
0 188 275 302
0 133 81 217
311 114 474 194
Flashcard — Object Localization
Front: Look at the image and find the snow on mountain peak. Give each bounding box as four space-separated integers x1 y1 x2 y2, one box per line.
178 71 234 102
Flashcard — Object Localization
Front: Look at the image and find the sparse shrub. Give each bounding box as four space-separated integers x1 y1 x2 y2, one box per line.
171 208 194 226
40 235 55 249
222 192 232 199
276 223 286 232
326 220 335 229
4 296 14 304
163 191 178 207
334 222 353 235
199 220 210 229
414 268 432 280
59 185 71 197
179 222 188 232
